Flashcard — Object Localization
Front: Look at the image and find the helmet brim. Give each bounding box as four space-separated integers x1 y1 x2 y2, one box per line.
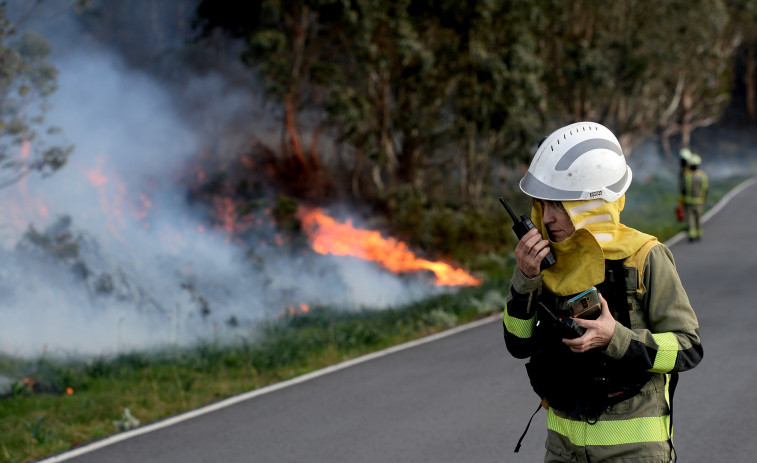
520 166 631 203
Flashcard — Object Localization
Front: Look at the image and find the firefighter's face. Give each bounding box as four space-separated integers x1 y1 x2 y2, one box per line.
540 200 574 243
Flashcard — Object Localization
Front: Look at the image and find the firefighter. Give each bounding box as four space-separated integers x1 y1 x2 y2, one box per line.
678 148 694 192
676 149 694 222
503 122 703 462
681 153 708 241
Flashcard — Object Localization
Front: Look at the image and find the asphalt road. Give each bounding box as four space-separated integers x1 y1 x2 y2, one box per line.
38 178 757 463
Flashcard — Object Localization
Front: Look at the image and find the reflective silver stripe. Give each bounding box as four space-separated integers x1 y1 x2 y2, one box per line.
606 168 630 193
519 172 583 200
555 139 623 171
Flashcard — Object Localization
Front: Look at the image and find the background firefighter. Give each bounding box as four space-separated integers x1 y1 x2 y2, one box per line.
680 152 709 241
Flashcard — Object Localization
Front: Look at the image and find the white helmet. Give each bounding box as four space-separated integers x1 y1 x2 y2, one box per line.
679 148 694 162
519 121 631 203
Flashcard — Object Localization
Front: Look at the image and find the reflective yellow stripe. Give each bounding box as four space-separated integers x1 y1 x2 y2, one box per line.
503 311 535 338
650 333 678 373
664 374 673 438
547 409 671 446
684 172 707 204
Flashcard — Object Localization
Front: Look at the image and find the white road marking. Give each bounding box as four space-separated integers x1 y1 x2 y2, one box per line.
37 314 502 462
36 175 757 461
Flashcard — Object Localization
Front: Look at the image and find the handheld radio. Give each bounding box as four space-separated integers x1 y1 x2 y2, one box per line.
499 197 557 271
537 302 585 339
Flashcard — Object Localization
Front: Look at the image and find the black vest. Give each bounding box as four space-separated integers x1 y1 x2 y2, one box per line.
525 260 652 420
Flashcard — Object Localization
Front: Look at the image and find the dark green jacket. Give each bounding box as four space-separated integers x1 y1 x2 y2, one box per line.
504 243 703 462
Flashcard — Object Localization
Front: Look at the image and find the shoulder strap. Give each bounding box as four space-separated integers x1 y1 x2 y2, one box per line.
624 239 661 292
600 259 631 327
514 401 543 453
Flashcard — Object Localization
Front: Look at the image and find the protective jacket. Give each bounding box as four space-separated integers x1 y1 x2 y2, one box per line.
683 169 708 205
504 227 703 462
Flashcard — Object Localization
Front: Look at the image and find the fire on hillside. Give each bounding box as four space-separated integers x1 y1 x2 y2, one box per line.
298 208 481 287
0 151 482 355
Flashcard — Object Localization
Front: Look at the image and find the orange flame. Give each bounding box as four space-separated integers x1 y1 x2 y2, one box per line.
283 302 310 317
299 208 481 286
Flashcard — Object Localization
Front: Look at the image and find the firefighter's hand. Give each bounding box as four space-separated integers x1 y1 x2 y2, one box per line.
563 293 615 353
515 228 551 279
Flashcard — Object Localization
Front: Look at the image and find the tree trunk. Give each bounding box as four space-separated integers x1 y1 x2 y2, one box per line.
309 126 324 170
681 89 693 149
284 93 309 174
745 42 756 122
351 145 364 199
379 74 397 187
459 126 471 201
660 130 672 159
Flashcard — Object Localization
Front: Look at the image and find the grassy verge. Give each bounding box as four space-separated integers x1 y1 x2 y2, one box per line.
0 280 508 463
622 174 750 239
1 175 751 463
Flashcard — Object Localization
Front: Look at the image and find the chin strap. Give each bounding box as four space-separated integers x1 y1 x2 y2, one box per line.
514 401 544 453
669 372 679 462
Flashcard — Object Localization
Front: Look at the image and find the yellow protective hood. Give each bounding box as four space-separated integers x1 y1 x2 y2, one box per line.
531 195 656 296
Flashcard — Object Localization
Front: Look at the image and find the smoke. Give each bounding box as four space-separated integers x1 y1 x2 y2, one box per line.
628 137 757 182
0 0 444 358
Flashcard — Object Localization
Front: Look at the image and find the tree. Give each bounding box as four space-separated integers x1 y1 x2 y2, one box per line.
194 0 348 198
321 0 447 200
440 0 543 206
720 0 757 123
535 0 733 156
321 1 544 207
655 0 734 154
0 2 72 188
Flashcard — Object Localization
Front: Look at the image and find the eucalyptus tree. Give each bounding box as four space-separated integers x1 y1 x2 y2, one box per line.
726 0 757 122
194 0 350 197
535 0 733 156
439 0 543 206
322 0 545 208
712 0 757 131
0 4 71 189
321 0 451 200
654 0 734 154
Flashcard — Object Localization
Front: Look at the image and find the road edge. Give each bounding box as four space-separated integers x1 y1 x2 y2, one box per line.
35 314 502 462
36 175 757 462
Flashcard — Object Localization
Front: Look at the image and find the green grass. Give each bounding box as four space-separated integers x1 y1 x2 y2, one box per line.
0 174 751 463
0 280 508 463
622 174 750 240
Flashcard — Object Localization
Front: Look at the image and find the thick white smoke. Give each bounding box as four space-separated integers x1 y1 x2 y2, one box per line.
0 1 443 358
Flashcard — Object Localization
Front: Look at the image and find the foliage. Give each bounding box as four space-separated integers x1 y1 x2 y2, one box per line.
0 175 745 462
622 173 750 238
190 1 757 256
193 1 547 207
385 184 514 268
0 276 507 463
534 0 735 155
0 3 73 188
441 0 544 205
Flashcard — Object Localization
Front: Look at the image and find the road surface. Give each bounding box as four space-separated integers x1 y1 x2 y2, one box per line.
38 178 757 463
